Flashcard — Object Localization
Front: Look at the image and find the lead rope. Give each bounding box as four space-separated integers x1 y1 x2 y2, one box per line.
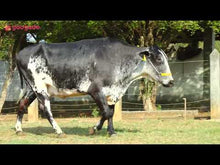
142 54 171 77
147 58 161 76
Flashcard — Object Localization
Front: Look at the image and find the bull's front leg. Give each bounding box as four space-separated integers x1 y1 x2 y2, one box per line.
90 105 116 136
107 105 116 135
88 84 116 136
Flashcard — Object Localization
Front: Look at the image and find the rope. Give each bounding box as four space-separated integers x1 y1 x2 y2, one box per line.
122 107 143 109
125 92 205 96
1 99 210 111
157 99 210 106
51 103 96 107
168 60 209 64
1 106 18 110
156 102 184 105
52 109 92 111
122 99 210 106
123 101 143 106
186 99 209 104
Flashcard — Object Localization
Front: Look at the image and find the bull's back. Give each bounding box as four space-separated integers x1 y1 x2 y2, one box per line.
16 37 139 89
17 37 137 67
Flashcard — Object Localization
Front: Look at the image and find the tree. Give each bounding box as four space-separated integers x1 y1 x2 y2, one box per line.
1 20 220 113
138 21 158 111
154 20 220 49
0 21 40 112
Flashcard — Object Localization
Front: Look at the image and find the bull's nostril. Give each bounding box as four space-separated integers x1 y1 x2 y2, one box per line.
169 80 174 86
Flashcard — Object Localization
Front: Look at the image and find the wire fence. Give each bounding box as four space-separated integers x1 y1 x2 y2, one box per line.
0 57 212 113
168 59 208 63
123 98 209 106
1 98 210 112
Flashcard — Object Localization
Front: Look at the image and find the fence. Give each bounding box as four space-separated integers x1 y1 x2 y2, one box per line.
210 49 220 119
0 57 211 116
1 43 220 120
123 52 208 111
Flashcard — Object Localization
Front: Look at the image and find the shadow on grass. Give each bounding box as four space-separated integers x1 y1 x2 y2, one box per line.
20 126 139 137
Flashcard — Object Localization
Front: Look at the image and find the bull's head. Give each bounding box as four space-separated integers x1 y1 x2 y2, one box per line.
138 45 174 87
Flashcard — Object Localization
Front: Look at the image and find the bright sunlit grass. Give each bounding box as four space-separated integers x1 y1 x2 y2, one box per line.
1 117 220 144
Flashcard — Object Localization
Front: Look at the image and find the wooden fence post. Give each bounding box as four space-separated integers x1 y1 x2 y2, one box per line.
210 49 220 120
114 99 122 121
28 99 38 122
183 98 187 120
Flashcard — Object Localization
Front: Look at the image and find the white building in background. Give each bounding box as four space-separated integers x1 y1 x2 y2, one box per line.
26 33 37 43
26 33 47 44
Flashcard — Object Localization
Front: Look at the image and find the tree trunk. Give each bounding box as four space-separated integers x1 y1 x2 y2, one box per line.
0 45 13 113
150 82 158 111
139 80 157 111
143 96 154 112
0 33 26 113
138 21 158 112
145 21 155 46
0 70 13 113
139 80 153 111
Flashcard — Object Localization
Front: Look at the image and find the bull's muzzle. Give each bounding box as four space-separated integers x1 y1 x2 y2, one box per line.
162 80 174 87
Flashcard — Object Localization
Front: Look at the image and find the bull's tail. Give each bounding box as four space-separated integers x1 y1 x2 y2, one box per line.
16 64 25 104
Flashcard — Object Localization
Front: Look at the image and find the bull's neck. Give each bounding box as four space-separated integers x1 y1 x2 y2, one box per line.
110 60 146 100
129 61 146 82
121 61 146 88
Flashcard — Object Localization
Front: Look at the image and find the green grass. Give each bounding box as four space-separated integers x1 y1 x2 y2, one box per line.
215 40 220 52
1 117 220 144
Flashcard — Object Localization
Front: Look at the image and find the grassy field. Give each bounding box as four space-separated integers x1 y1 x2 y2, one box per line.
1 117 220 144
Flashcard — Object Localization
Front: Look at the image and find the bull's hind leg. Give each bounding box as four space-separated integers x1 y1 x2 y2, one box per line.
15 90 36 134
36 92 63 136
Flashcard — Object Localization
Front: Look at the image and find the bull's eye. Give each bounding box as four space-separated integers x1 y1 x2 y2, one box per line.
145 51 150 57
156 57 163 64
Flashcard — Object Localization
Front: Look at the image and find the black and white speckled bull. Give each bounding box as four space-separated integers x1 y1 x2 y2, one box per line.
15 37 174 136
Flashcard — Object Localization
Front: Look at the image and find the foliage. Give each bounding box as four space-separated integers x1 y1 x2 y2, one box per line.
200 20 220 33
87 20 146 45
156 104 162 110
1 20 220 60
156 20 220 36
37 21 102 43
91 106 100 117
154 20 220 49
0 21 40 60
139 79 156 99
1 20 220 108
157 21 201 35
36 20 147 45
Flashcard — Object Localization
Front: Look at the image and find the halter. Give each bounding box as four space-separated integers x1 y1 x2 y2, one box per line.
142 54 172 77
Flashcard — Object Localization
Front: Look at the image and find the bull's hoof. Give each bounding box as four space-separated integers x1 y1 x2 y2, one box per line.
56 133 66 138
89 127 96 135
16 131 25 136
108 132 117 137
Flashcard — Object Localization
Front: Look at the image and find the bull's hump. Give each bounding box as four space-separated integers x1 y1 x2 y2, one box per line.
44 37 126 49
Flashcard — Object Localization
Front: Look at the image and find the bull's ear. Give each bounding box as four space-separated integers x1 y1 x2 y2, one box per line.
139 48 150 61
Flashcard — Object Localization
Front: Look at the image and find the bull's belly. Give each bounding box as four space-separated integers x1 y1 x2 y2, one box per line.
47 85 87 98
47 85 123 105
